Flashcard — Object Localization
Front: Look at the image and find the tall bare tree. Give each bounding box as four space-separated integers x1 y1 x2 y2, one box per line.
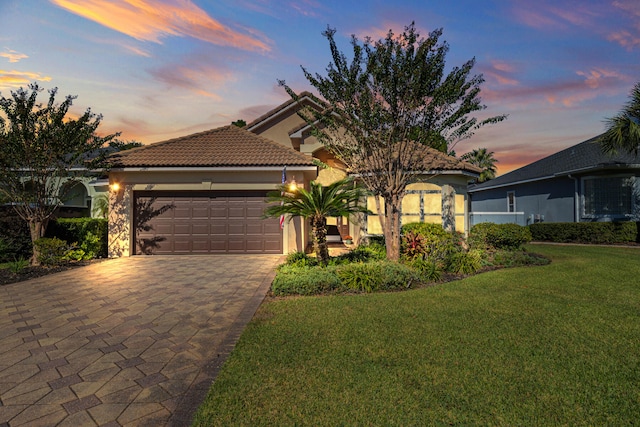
0 83 117 264
281 23 505 260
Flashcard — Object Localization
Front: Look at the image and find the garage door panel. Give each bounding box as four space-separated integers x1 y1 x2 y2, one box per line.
134 191 281 254
228 207 245 218
173 223 192 235
246 223 264 234
191 207 209 219
153 223 174 235
191 240 210 251
191 223 210 235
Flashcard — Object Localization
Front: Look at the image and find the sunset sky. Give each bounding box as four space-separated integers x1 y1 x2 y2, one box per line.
1 0 638 174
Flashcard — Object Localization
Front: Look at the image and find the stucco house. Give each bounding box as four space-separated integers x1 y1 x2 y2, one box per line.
245 93 482 237
469 136 640 226
107 93 482 256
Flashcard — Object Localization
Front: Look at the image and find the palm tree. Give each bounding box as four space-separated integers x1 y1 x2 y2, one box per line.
264 177 369 265
461 148 498 183
92 194 109 218
599 82 640 156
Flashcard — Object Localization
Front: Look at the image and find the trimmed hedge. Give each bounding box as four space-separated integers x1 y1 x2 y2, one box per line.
46 217 108 259
528 221 638 244
469 222 532 250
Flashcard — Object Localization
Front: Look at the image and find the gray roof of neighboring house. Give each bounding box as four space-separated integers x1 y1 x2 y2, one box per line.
108 125 316 168
469 135 640 192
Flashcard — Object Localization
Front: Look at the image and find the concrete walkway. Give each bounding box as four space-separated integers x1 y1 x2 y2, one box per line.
0 255 282 426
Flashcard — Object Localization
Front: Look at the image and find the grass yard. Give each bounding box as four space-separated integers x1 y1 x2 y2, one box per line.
192 245 640 426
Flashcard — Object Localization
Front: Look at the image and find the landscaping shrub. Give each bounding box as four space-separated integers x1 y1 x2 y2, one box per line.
271 265 342 296
445 249 483 274
400 222 463 265
283 251 318 268
404 258 441 282
490 249 551 268
336 261 419 293
357 239 387 259
528 221 638 244
46 217 108 259
7 257 29 274
0 207 32 262
469 222 532 250
33 237 68 266
332 245 386 264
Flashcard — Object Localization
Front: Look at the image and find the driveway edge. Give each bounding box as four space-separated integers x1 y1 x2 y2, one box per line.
168 256 282 426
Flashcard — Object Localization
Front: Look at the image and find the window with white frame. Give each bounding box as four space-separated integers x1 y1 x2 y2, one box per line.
507 191 515 212
583 176 635 217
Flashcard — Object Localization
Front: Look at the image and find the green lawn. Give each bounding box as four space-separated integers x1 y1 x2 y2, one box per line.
192 245 640 426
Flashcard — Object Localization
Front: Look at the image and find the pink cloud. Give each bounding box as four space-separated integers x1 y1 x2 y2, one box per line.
482 60 520 86
607 30 640 50
289 0 323 18
481 67 629 109
50 0 272 52
147 60 234 100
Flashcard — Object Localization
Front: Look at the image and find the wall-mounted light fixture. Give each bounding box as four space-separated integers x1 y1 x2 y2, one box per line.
110 182 120 192
287 176 298 193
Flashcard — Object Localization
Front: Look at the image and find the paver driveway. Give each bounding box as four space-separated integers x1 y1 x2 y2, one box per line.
0 255 281 426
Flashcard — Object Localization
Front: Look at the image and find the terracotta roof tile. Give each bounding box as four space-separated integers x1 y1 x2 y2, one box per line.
109 125 315 168
418 144 483 174
359 141 482 175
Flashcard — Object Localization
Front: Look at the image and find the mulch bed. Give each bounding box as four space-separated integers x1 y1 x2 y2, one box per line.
0 259 108 286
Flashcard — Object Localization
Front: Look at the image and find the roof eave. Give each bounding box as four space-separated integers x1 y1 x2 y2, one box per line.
109 165 318 172
470 163 640 192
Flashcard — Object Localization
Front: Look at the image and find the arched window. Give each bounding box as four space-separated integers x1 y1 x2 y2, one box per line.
60 180 89 207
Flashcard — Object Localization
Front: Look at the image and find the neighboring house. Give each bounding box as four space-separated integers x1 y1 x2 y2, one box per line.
6 174 109 219
469 135 640 226
107 94 481 257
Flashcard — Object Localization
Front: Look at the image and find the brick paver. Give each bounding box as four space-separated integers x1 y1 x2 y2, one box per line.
0 255 281 426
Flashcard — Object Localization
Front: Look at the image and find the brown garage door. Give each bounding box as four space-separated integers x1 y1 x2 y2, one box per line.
133 191 282 254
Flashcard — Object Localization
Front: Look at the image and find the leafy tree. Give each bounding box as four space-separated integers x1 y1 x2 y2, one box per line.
461 147 498 182
599 82 640 155
231 119 247 127
280 23 505 260
109 139 143 151
264 177 369 265
0 83 117 264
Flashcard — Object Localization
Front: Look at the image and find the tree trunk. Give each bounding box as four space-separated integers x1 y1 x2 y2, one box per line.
28 218 48 266
311 217 330 265
380 194 403 261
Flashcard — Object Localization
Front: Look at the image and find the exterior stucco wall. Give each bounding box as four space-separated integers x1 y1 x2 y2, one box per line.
255 114 306 150
364 174 474 236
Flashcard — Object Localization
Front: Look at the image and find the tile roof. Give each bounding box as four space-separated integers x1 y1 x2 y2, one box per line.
417 144 483 174
108 125 316 168
358 141 482 175
470 135 640 191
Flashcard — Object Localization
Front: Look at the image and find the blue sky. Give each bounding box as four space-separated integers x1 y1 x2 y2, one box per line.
1 0 638 174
